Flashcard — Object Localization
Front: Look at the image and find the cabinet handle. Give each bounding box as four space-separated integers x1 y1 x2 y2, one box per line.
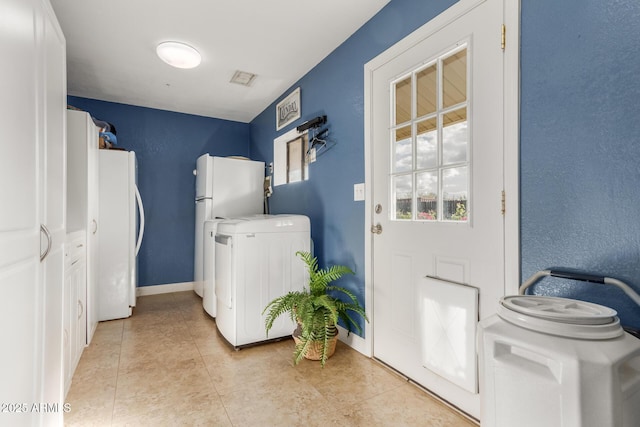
40 224 52 262
78 300 83 320
91 219 98 235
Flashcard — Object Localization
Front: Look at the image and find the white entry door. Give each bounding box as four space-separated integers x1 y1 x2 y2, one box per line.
369 0 507 418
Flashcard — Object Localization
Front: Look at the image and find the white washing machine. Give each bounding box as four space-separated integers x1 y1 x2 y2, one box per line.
478 295 640 427
214 214 310 348
202 219 226 317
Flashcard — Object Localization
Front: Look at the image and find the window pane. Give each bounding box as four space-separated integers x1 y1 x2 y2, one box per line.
395 77 412 125
389 44 471 224
442 166 468 221
393 126 412 173
442 108 467 165
443 49 467 108
417 118 437 169
287 137 304 183
393 174 413 220
416 171 438 221
417 65 437 117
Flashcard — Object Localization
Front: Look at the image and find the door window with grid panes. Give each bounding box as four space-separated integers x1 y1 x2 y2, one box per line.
391 44 469 222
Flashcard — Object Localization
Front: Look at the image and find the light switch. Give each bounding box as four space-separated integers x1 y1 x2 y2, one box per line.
354 183 365 201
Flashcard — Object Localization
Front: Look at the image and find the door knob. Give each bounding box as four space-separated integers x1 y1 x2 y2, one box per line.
370 223 382 234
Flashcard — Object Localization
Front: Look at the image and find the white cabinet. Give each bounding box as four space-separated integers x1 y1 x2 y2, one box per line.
67 109 100 345
0 0 66 424
63 232 87 396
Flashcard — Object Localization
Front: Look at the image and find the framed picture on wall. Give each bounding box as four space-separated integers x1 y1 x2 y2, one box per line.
276 87 301 130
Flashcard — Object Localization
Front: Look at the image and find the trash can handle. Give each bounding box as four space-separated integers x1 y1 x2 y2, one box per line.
519 269 640 307
548 269 605 284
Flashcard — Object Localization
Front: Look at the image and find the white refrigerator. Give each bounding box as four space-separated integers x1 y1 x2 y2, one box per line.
194 154 264 297
98 150 145 321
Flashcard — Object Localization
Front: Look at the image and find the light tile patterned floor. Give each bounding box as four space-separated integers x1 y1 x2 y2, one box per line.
64 291 477 426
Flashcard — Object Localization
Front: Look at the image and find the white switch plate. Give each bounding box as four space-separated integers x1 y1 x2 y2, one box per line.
354 183 365 201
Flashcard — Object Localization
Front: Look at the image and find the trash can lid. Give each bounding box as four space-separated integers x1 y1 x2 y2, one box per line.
498 296 623 339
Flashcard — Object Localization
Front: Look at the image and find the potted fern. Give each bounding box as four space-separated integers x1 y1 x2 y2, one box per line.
262 251 368 367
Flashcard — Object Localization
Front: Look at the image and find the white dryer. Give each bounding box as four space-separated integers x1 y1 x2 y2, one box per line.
215 214 310 348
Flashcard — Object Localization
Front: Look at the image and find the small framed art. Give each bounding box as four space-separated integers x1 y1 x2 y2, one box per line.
276 87 301 130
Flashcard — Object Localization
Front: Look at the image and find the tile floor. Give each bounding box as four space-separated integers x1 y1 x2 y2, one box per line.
65 291 477 426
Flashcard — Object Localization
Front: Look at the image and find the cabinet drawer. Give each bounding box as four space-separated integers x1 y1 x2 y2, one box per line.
65 231 86 266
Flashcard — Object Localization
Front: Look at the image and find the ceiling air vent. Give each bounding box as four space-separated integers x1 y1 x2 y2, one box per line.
230 70 257 86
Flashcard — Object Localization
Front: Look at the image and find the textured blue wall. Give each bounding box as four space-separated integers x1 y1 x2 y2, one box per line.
249 0 457 336
520 0 640 329
68 96 250 287
251 0 640 331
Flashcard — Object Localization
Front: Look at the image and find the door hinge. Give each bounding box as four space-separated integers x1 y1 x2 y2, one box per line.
501 24 506 50
501 190 506 216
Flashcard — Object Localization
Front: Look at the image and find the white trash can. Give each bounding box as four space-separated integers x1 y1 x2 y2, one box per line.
478 295 640 427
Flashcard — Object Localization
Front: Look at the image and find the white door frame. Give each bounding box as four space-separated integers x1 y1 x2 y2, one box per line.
361 0 520 356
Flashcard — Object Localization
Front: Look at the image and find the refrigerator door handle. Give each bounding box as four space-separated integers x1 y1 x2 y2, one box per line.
134 185 145 256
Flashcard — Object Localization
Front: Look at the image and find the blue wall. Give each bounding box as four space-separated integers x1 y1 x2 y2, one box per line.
249 0 457 336
68 96 251 287
250 0 640 330
520 0 640 328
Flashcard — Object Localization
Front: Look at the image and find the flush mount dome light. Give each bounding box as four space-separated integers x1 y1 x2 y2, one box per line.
156 41 201 69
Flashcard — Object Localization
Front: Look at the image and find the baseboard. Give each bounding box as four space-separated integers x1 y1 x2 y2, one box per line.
136 281 195 296
135 283 372 357
337 325 371 357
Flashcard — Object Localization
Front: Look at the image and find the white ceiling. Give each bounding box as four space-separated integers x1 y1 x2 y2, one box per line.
50 0 390 123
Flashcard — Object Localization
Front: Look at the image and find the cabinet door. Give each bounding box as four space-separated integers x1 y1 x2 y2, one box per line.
63 234 85 395
75 258 87 366
67 110 99 344
87 118 99 343
63 259 72 396
68 255 83 374
0 1 65 423
39 1 66 423
0 1 43 422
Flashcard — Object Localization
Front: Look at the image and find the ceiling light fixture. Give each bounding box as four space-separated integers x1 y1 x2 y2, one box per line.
156 41 201 69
